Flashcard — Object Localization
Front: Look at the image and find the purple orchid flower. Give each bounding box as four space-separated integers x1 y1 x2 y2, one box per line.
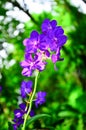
35 91 47 107
20 80 33 98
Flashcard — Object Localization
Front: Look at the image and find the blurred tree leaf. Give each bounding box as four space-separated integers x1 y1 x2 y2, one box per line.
76 93 86 113
58 110 78 118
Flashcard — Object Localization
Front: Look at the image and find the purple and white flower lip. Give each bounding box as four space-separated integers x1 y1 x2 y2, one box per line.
20 19 67 77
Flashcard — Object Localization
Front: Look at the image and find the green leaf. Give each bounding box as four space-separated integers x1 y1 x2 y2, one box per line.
26 114 51 126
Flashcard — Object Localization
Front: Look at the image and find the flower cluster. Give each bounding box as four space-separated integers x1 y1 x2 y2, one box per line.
12 19 67 130
20 19 67 77
12 81 46 130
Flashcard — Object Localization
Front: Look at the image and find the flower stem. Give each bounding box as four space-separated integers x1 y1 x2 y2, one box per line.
22 70 39 130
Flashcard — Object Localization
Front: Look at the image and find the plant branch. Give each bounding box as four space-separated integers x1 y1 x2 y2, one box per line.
8 0 38 25
82 0 86 4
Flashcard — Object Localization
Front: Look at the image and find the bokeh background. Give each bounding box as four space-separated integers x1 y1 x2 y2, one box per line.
0 0 86 129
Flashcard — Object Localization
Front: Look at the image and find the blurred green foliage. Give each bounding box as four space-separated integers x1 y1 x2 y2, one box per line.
0 0 86 130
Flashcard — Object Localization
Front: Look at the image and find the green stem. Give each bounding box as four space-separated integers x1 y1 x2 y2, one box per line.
22 70 39 130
